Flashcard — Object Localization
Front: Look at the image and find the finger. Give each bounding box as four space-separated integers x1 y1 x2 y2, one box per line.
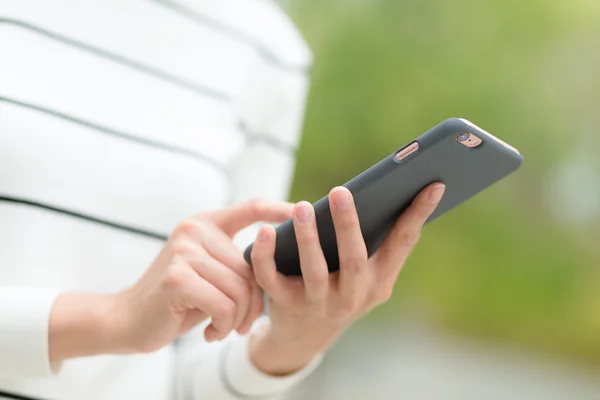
293 201 329 301
329 187 368 297
375 183 445 276
167 267 236 341
179 220 253 279
237 281 264 335
203 228 253 279
186 249 251 331
180 309 208 335
204 323 221 342
251 224 286 299
207 199 294 237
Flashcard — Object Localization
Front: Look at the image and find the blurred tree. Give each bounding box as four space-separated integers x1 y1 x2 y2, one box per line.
285 0 600 364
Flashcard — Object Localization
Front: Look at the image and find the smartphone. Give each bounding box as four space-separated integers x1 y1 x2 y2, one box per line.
244 118 523 276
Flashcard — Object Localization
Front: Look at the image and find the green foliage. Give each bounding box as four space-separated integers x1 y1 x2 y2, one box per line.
288 0 600 363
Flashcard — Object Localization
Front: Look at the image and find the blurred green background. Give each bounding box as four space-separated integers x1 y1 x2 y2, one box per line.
284 0 600 365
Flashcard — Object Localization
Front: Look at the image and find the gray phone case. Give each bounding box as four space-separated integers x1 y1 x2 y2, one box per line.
244 118 523 276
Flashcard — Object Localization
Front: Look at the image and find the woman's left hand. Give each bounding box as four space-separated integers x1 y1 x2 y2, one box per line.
249 183 445 375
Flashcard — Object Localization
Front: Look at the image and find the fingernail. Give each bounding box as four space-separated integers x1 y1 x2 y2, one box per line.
428 184 446 204
295 202 312 223
332 188 351 209
257 226 270 243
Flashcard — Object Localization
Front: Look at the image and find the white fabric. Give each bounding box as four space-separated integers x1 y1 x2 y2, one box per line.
0 0 318 399
222 317 323 397
176 318 322 400
0 288 59 379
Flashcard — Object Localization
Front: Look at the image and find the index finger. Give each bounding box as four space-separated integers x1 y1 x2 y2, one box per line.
201 223 253 279
180 219 253 279
207 199 294 236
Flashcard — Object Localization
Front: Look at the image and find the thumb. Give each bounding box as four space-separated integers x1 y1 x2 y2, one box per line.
207 199 294 237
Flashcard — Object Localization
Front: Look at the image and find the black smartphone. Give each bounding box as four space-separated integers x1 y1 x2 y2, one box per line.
244 118 523 276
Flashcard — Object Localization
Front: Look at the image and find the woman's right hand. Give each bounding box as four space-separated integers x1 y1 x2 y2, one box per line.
49 200 293 364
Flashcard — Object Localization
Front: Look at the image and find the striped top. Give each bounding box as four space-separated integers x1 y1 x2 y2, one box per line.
0 1 318 399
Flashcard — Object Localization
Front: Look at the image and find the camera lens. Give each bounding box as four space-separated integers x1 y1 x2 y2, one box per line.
458 133 470 142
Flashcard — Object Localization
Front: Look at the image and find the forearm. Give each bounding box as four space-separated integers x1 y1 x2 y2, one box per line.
49 292 123 365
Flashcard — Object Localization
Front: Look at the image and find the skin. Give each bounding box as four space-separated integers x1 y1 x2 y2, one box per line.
49 199 293 362
49 183 445 377
249 183 445 375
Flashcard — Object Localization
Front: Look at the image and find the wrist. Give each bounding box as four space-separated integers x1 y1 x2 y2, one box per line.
49 292 125 364
249 323 337 376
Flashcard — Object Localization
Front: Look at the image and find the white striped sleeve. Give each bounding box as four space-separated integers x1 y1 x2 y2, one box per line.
0 287 59 378
175 318 322 400
219 318 322 397
175 30 321 399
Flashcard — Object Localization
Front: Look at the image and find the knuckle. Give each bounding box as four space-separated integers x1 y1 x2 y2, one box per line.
279 296 302 315
336 213 359 231
171 240 196 256
172 220 198 239
236 263 253 280
254 270 275 293
231 281 251 303
373 285 394 305
304 269 329 287
215 299 236 320
246 198 266 218
398 229 421 246
340 296 362 315
162 265 189 291
305 287 328 303
340 257 365 274
191 259 209 276
250 246 267 263
295 226 318 242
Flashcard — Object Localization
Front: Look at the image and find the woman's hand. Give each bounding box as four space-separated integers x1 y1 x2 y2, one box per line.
49 200 293 364
249 183 445 375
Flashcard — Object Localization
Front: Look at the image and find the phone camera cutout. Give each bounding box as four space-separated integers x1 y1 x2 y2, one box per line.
457 132 483 148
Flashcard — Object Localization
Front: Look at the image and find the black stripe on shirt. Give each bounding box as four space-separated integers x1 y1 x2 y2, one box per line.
0 196 169 242
0 389 48 400
0 18 231 103
0 96 230 175
1 96 296 167
0 20 299 155
149 0 311 75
